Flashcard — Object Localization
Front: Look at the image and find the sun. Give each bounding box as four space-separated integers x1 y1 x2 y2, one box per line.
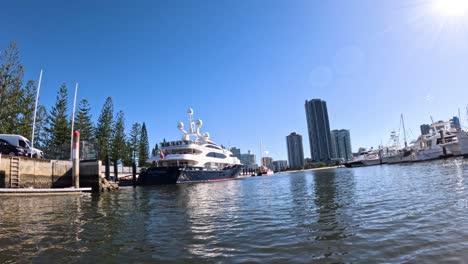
433 0 468 17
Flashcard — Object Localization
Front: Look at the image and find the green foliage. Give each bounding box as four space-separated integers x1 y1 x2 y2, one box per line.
304 162 327 170
75 99 94 142
111 111 126 162
129 122 141 160
139 122 149 165
0 41 25 134
151 142 159 157
46 83 70 152
122 141 133 166
96 97 114 161
17 80 36 137
33 105 48 149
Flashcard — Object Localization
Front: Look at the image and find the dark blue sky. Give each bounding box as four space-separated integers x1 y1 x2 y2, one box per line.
2 0 468 160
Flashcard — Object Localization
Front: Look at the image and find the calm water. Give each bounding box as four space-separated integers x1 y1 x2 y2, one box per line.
1 159 468 263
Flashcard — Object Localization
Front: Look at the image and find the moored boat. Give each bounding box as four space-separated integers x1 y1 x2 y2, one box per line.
138 109 243 185
344 149 382 168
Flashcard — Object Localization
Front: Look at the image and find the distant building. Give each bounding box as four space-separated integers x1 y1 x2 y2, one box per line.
261 157 273 169
241 150 257 169
286 132 305 169
420 124 431 135
305 99 333 162
304 158 313 165
452 116 461 130
272 160 288 172
230 147 241 160
330 129 353 161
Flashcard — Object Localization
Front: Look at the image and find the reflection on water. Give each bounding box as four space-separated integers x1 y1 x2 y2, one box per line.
1 159 468 263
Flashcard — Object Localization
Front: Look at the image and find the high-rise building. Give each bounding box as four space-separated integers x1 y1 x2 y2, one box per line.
272 160 288 172
420 124 431 135
230 147 241 160
241 150 257 169
330 129 353 161
286 132 305 169
452 116 461 130
305 99 333 162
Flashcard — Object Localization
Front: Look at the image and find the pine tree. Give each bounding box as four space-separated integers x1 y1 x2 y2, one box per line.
17 80 36 137
46 83 70 157
96 97 114 161
111 111 126 162
34 105 48 149
75 99 94 142
151 142 159 157
0 41 24 133
123 141 133 166
139 122 149 165
129 122 141 161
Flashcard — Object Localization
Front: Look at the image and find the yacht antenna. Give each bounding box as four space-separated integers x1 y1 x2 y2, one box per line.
188 108 194 134
401 114 408 148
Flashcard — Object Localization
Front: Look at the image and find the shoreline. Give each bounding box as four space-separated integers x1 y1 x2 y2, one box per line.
277 166 340 174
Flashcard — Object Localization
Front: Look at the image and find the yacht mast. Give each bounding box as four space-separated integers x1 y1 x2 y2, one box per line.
401 114 408 148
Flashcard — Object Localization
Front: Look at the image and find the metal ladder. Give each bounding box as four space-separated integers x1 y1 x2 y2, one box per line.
10 157 20 188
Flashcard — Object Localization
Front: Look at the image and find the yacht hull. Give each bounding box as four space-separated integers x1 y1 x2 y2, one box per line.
382 150 417 164
137 165 243 185
416 147 445 161
344 159 381 168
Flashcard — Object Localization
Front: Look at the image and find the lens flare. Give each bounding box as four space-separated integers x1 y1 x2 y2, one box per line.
433 0 468 17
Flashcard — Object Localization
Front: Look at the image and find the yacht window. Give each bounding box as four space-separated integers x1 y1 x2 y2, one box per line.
206 152 227 159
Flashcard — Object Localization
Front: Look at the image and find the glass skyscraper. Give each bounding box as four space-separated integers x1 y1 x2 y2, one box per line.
305 99 333 162
330 129 353 161
286 132 305 169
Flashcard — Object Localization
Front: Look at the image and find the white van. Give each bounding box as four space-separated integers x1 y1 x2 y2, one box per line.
0 134 44 158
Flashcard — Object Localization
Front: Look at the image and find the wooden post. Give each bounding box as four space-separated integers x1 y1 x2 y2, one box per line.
105 155 110 181
72 131 80 188
114 162 118 183
132 162 137 187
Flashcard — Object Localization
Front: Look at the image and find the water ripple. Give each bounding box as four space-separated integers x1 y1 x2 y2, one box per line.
1 159 468 263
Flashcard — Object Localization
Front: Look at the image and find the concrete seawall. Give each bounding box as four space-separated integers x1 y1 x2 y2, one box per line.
0 155 117 192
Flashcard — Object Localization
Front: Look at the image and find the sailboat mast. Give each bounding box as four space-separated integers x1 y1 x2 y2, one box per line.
401 114 408 148
31 69 43 149
260 139 263 167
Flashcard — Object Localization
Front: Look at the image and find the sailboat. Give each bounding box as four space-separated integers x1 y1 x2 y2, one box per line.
381 114 417 164
257 140 274 176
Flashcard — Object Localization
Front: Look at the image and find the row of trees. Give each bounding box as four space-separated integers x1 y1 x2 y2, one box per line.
0 41 156 165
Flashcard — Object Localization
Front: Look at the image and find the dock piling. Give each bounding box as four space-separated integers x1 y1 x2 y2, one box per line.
105 155 110 181
114 162 118 183
72 131 80 188
132 162 137 187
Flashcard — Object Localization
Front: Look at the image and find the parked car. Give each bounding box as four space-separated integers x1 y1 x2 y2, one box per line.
0 139 28 157
0 134 44 158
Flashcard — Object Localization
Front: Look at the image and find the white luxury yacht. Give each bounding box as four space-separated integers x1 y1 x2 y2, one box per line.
138 109 242 185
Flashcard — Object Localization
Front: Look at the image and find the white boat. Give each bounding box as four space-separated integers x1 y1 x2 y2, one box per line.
138 109 243 185
345 149 382 168
414 121 457 161
381 115 417 164
453 130 468 156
